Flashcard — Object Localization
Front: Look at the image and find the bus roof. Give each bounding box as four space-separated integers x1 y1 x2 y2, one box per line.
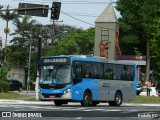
42 55 136 66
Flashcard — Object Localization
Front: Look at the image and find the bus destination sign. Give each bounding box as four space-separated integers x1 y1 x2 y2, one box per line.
42 58 70 64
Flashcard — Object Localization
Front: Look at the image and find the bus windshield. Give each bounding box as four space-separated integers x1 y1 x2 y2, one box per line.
40 64 71 84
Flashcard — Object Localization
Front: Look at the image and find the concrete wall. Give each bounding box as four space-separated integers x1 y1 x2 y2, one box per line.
7 67 26 88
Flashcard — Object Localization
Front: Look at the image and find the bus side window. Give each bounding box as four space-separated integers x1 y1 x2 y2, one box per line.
103 63 113 80
84 70 92 78
73 67 82 79
111 64 120 80
83 62 93 78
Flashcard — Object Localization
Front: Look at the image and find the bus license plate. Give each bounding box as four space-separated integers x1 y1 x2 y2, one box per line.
49 95 56 98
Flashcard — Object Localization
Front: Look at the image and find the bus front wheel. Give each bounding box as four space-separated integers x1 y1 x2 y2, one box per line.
108 92 122 106
81 91 92 107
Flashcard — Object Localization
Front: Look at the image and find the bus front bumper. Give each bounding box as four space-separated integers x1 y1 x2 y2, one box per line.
38 91 72 101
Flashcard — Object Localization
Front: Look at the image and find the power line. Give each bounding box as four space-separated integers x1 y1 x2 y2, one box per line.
61 11 116 31
61 12 98 17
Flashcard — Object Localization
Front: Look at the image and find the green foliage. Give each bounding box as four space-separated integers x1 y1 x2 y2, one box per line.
116 1 146 55
150 18 160 71
0 80 9 93
116 0 160 75
134 48 142 57
6 16 82 81
0 65 11 80
46 27 95 56
0 65 11 93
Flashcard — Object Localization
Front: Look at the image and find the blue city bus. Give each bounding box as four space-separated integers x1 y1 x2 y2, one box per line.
38 55 137 106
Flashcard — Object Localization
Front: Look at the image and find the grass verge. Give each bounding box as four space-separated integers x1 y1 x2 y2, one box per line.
124 96 160 104
0 92 36 101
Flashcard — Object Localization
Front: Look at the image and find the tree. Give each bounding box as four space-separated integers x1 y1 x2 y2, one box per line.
150 18 160 78
7 19 77 80
0 65 11 92
116 0 160 81
0 5 20 59
8 16 37 65
46 27 95 56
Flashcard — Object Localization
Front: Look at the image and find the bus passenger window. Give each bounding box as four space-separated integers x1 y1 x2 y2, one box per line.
73 67 82 79
84 70 92 78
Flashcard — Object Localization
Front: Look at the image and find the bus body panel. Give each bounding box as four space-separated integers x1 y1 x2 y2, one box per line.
71 79 99 101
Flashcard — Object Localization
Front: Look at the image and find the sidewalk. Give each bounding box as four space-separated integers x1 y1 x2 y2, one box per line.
19 90 36 96
0 99 53 105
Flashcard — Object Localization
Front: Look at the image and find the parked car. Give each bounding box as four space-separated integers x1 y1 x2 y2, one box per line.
136 83 142 95
139 87 159 97
8 79 22 92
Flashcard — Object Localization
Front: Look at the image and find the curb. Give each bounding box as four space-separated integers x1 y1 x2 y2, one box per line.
1 99 160 106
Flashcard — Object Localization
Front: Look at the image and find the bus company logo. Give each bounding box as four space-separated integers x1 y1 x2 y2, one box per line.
2 112 11 117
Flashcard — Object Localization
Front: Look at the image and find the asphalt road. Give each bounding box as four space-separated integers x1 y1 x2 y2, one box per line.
0 99 160 120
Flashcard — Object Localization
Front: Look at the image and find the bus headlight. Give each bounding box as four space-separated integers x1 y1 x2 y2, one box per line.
40 79 42 83
63 88 71 94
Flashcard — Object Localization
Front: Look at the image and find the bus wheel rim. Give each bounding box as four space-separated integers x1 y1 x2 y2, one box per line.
116 95 121 104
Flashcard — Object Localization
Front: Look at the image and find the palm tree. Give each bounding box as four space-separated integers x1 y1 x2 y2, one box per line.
0 5 20 61
12 15 37 38
8 15 37 66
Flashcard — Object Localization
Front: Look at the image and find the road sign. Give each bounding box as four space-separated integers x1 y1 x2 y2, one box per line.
18 3 49 17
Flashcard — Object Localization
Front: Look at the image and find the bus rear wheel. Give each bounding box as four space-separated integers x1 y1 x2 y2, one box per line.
81 91 92 107
108 92 122 106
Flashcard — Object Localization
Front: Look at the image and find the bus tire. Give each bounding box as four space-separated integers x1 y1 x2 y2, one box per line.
108 92 122 106
81 91 92 107
54 100 62 106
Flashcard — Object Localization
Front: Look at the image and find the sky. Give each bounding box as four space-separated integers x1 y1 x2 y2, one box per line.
0 0 119 47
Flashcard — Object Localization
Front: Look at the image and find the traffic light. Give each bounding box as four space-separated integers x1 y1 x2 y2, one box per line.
51 2 61 20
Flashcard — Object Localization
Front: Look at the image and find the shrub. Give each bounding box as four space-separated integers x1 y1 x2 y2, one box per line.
0 80 10 93
0 64 12 92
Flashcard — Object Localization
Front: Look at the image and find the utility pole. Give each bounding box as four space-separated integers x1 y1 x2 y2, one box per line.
26 29 32 96
35 37 42 100
52 19 55 41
